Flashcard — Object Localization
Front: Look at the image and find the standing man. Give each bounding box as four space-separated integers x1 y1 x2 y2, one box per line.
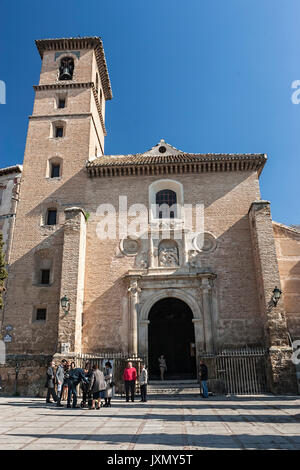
123 361 137 402
67 362 88 409
199 360 209 398
45 361 57 404
139 363 148 402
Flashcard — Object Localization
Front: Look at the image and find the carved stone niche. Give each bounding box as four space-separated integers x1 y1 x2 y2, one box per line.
158 239 179 267
193 232 217 253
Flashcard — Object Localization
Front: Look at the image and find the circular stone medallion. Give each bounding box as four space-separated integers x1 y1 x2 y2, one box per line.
193 232 217 253
121 238 139 256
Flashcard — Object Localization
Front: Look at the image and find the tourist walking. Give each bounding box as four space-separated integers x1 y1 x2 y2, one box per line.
45 361 57 403
158 355 167 381
123 361 137 402
139 363 148 402
104 361 115 407
88 364 106 410
199 360 209 398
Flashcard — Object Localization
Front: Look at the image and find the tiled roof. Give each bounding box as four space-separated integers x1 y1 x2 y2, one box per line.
86 151 267 178
35 37 113 100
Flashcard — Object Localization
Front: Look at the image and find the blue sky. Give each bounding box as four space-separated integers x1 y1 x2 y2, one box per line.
0 0 299 225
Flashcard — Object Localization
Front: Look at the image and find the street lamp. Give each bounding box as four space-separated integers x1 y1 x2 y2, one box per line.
60 295 70 315
272 286 282 306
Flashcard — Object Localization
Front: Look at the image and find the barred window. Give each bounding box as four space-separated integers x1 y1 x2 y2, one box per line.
36 308 47 321
156 189 177 219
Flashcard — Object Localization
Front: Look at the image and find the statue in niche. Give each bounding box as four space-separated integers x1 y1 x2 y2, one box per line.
158 241 179 267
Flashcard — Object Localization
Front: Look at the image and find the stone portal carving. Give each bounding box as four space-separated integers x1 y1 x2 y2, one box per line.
158 240 179 267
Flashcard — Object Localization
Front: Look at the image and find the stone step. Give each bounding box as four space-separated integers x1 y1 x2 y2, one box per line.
148 380 200 395
149 380 198 385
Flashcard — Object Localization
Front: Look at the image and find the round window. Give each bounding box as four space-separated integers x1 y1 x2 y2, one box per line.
159 146 166 153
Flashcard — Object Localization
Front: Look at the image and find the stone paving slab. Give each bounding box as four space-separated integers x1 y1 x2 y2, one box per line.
0 395 299 450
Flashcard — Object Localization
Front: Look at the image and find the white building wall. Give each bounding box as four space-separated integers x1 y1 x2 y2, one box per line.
0 166 22 261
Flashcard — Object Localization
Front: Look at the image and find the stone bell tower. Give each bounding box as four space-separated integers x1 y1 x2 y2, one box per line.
3 38 112 357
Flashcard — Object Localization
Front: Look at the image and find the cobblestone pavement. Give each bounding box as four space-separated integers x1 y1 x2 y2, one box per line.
0 395 299 450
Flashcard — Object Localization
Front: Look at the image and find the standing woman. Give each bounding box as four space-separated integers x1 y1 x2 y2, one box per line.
158 355 167 381
104 361 115 407
88 364 106 410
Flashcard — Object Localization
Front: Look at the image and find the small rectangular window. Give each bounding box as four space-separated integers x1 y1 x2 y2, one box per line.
40 269 50 285
58 99 65 109
51 164 60 178
47 209 57 226
36 308 47 321
55 127 63 138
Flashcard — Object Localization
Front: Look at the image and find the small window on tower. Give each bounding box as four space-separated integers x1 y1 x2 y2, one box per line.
40 269 50 285
35 308 47 321
55 127 63 138
46 209 57 226
51 163 60 178
58 98 65 109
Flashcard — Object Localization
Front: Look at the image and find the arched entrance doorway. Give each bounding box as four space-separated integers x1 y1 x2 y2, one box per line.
148 297 197 380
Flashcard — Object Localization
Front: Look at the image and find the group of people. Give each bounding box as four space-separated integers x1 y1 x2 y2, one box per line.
45 359 115 409
45 357 209 407
45 360 149 408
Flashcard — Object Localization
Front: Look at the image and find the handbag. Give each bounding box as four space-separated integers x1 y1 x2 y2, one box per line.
110 381 115 388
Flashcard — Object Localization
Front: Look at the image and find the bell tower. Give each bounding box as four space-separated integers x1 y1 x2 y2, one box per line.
3 38 112 355
34 37 112 160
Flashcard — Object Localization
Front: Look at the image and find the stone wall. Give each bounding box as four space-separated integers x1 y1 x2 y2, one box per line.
273 222 300 340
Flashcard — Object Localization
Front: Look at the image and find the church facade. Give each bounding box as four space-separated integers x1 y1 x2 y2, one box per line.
1 37 300 394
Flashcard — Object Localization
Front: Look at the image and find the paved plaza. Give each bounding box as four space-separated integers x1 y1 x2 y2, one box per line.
0 394 299 450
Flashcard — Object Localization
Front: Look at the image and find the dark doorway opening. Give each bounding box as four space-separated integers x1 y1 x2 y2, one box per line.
148 297 197 380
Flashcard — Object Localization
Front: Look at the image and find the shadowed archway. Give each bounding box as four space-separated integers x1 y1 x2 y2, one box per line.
148 297 197 380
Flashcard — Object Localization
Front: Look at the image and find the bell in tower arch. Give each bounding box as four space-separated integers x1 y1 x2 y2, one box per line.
59 57 74 81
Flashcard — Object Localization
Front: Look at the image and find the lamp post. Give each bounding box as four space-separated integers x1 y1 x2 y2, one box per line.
60 295 70 315
272 286 282 306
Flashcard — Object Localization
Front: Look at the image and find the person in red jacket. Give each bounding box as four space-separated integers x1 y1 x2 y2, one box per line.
123 361 137 402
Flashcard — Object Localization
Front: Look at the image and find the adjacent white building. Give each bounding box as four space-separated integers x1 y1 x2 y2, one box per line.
0 165 22 263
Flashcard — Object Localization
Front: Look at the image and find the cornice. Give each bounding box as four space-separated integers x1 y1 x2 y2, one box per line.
86 153 267 178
